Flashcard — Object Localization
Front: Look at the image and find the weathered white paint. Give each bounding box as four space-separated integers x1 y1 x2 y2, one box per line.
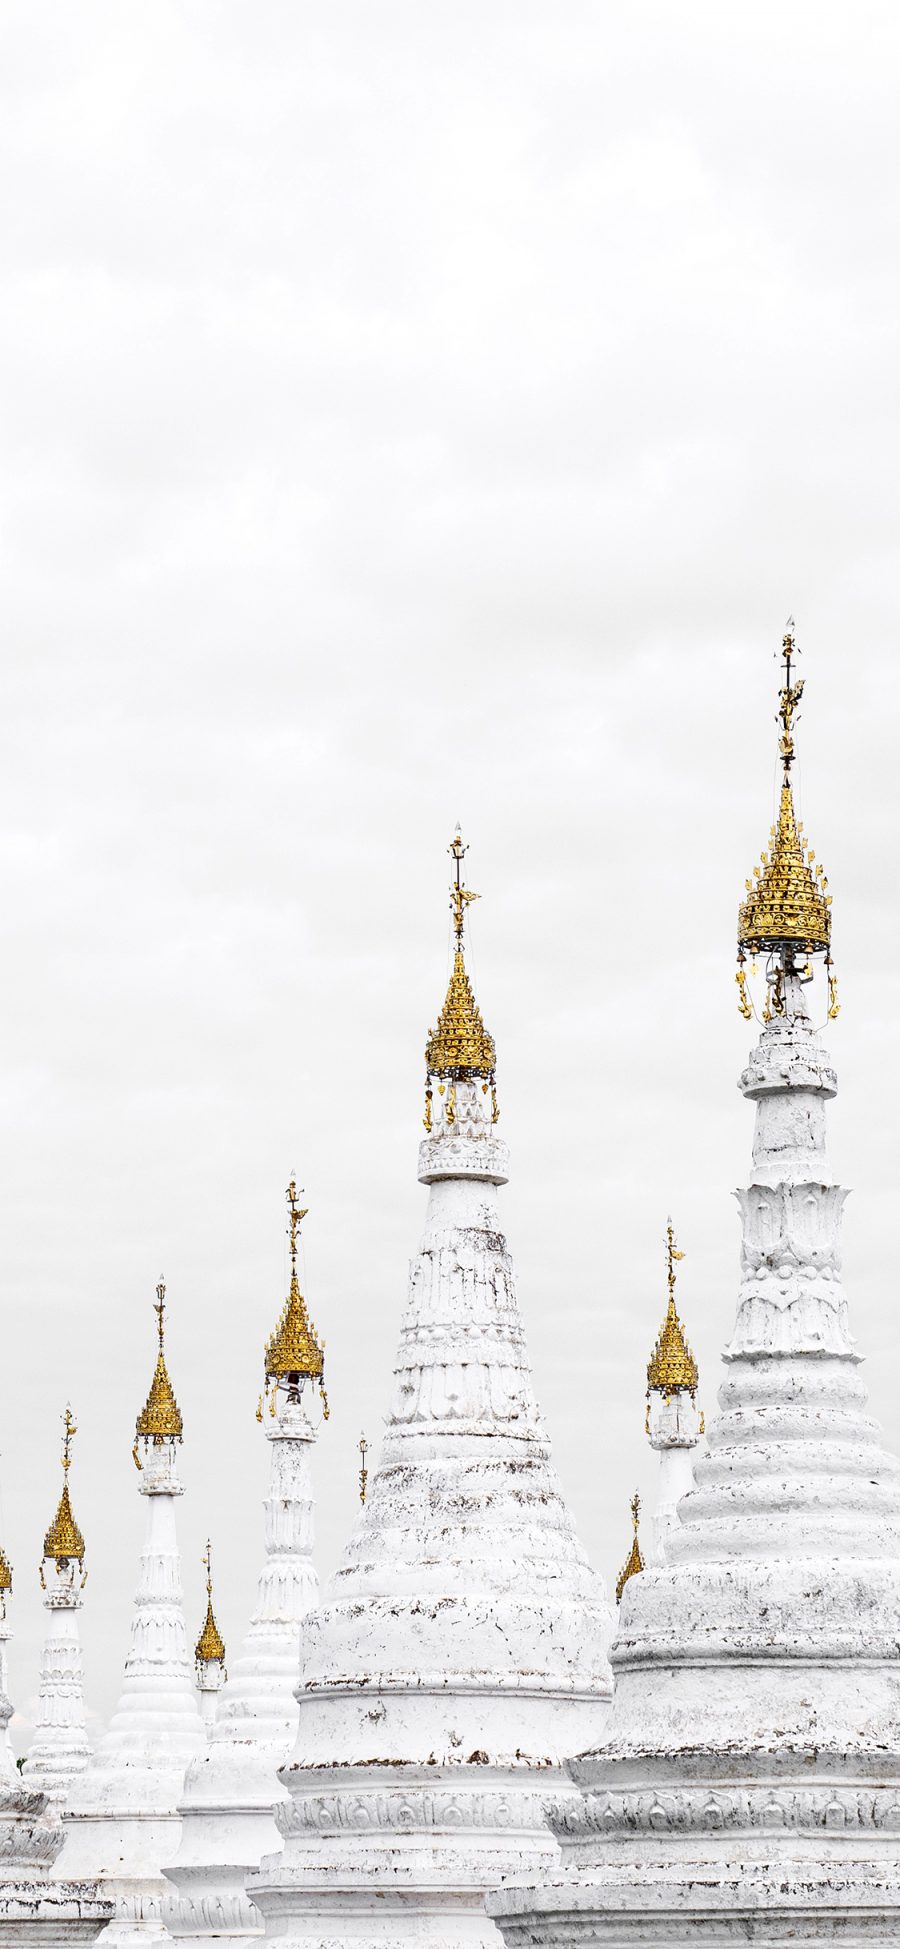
54 1440 206 1947
163 1398 319 1945
0 1628 111 1945
22 1560 92 1806
644 1392 701 1568
251 1079 614 1946
489 978 900 1944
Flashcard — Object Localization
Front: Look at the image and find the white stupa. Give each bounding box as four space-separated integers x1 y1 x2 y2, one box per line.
251 832 614 1946
490 634 900 1943
55 1282 207 1946
192 1545 227 1738
643 1224 703 1566
0 1541 112 1946
164 1186 326 1945
22 1408 92 1805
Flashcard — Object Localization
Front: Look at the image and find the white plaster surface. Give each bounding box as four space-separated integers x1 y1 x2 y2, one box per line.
645 1392 702 1569
163 1400 319 1945
54 1442 206 1946
489 982 900 1944
251 1079 614 1945
23 1565 92 1806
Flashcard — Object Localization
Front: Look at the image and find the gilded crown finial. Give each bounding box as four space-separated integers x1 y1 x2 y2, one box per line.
424 830 498 1131
736 626 838 1024
358 1431 369 1506
615 1491 644 1604
135 1277 183 1452
262 1184 329 1420
42 1404 86 1578
195 1538 226 1667
647 1219 698 1400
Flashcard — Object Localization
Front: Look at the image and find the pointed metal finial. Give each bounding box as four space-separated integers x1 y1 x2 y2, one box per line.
62 1405 76 1474
154 1278 166 1349
615 1490 644 1604
449 828 479 945
358 1432 369 1506
286 1179 308 1280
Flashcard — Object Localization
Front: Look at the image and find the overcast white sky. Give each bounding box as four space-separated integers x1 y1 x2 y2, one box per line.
1 1 899 1735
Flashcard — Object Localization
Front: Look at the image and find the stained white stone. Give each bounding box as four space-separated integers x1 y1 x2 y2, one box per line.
251 1078 614 1945
489 978 900 1944
163 1398 319 1945
54 1441 206 1946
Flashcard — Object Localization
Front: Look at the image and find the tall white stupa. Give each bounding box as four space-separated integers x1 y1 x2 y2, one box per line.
55 1282 207 1945
193 1545 226 1737
643 1224 703 1566
0 1535 112 1945
490 634 900 1943
164 1186 326 1945
251 832 614 1946
22 1408 92 1805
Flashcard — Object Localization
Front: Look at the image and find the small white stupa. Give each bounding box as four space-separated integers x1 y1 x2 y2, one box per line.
193 1545 226 1737
643 1223 703 1565
0 1538 112 1945
163 1185 325 1945
22 1408 92 1805
55 1281 206 1945
251 832 614 1946
490 635 900 1943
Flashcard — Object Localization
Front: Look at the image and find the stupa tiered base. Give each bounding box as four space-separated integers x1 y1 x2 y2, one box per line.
490 991 900 1946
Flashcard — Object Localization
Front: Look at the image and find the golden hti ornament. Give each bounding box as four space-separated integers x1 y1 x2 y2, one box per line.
646 1221 699 1405
0 1542 12 1619
616 1492 644 1605
736 627 838 1022
134 1280 183 1463
423 829 498 1131
41 1407 86 1585
195 1539 226 1670
262 1181 329 1419
358 1432 369 1506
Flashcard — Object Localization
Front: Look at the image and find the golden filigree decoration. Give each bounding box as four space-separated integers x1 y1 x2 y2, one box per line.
136 1280 183 1445
646 1221 699 1400
424 830 498 1123
615 1492 644 1605
262 1182 329 1417
195 1540 226 1665
0 1548 13 1597
358 1431 369 1506
736 629 837 1013
43 1407 85 1564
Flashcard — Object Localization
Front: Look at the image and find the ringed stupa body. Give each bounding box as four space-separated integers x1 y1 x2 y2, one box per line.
164 1189 327 1946
0 1533 112 1946
490 634 900 1943
55 1284 206 1945
251 833 613 1946
22 1409 92 1805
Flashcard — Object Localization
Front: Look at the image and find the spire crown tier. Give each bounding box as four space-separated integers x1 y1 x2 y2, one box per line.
646 1222 699 1399
424 830 498 1133
615 1492 644 1605
263 1183 329 1419
736 630 839 1023
195 1541 226 1666
43 1407 85 1565
135 1280 183 1445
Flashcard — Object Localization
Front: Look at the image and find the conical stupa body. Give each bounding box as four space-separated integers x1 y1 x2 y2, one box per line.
164 1397 319 1944
491 982 900 1944
22 1564 92 1806
55 1441 206 1946
252 1080 613 1945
